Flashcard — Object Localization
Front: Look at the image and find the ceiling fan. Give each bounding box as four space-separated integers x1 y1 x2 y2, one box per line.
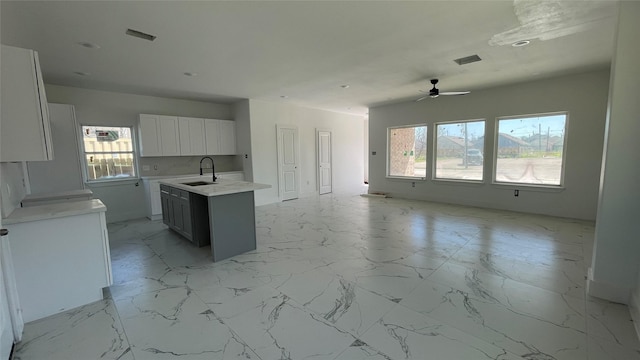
416 79 470 101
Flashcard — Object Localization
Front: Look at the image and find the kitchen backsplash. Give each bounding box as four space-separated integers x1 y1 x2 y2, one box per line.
138 155 242 177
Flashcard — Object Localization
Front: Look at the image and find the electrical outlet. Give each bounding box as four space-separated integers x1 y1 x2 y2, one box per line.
153 165 158 170
412 182 415 188
514 189 519 197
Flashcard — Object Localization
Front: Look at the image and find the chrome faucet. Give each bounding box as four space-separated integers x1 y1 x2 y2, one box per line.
199 156 217 182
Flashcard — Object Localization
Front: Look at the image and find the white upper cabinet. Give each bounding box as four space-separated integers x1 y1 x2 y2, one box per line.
139 114 236 157
1 44 53 161
158 115 180 156
204 119 221 155
218 120 237 155
205 119 236 155
138 114 180 156
178 117 205 156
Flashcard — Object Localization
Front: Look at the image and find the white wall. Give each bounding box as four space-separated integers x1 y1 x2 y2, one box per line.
247 100 366 206
0 163 27 218
44 85 233 223
589 2 640 305
369 70 609 221
233 100 254 182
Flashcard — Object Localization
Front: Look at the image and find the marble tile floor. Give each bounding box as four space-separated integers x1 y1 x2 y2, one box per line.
13 194 640 360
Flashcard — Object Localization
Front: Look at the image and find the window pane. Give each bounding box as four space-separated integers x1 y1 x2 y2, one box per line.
82 126 136 181
435 121 485 181
388 125 427 178
495 114 567 186
82 126 133 153
85 153 135 180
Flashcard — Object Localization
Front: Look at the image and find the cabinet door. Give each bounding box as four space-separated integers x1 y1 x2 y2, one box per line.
170 188 183 231
160 186 171 226
180 192 192 240
1 45 53 161
204 119 221 155
178 117 205 156
158 115 180 156
218 120 237 155
138 114 162 156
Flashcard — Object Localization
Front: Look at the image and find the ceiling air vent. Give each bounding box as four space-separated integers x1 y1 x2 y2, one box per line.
126 28 157 41
454 54 482 65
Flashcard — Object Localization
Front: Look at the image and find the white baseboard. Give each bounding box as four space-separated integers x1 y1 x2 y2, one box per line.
586 267 632 304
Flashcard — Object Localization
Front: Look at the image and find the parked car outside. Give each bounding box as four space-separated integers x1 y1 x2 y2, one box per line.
464 149 483 165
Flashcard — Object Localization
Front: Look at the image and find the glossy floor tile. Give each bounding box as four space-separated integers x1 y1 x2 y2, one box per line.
13 194 640 359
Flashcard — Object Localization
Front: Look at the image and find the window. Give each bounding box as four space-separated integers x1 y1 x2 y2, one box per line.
387 125 427 178
81 126 136 181
434 120 485 181
495 113 567 186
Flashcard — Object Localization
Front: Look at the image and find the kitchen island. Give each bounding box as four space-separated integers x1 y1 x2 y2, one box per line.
158 177 270 262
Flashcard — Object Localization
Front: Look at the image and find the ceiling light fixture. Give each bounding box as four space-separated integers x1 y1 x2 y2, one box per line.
73 71 90 76
341 85 350 89
77 41 100 49
280 95 289 99
512 40 531 47
183 72 198 77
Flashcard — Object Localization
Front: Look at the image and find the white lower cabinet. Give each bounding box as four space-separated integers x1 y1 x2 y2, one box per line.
143 179 164 220
6 210 112 323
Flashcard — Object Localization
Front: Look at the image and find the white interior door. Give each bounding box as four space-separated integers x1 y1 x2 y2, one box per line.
277 125 300 201
317 130 332 195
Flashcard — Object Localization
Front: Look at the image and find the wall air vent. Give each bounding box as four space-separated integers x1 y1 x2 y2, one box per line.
126 28 157 41
454 54 482 65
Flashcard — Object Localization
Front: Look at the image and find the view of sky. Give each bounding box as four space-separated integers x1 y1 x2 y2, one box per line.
434 114 567 140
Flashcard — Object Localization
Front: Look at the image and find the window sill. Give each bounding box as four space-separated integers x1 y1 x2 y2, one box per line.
85 178 140 188
492 182 565 192
386 176 426 181
432 178 485 186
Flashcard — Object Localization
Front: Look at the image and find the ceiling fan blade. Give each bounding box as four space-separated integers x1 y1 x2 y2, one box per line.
416 95 430 102
440 91 470 96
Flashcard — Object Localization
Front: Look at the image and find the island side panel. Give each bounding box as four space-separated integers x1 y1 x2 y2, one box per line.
208 191 257 262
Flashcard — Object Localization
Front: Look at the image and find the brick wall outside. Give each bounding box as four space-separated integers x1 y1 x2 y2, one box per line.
389 127 416 176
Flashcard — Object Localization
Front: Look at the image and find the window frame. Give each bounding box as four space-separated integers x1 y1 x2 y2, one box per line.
492 111 569 188
386 123 428 180
79 124 139 183
432 118 486 183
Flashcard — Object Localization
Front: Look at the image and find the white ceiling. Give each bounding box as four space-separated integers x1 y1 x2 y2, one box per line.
1 1 618 116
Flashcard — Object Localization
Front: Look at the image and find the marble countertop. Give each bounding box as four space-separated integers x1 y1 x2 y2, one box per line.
3 199 107 225
140 171 243 180
159 177 271 197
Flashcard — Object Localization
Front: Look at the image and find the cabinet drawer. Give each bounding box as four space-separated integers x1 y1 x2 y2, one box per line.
170 187 181 197
160 184 170 194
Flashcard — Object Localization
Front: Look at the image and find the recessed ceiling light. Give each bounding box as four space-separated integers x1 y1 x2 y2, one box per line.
341 85 350 89
183 72 198 77
280 95 289 99
512 40 531 47
73 71 90 76
77 42 100 49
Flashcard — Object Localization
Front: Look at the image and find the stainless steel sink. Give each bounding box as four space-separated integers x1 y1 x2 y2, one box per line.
181 181 215 186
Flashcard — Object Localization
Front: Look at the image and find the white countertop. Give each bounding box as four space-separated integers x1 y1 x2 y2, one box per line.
3 199 107 225
159 177 271 197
